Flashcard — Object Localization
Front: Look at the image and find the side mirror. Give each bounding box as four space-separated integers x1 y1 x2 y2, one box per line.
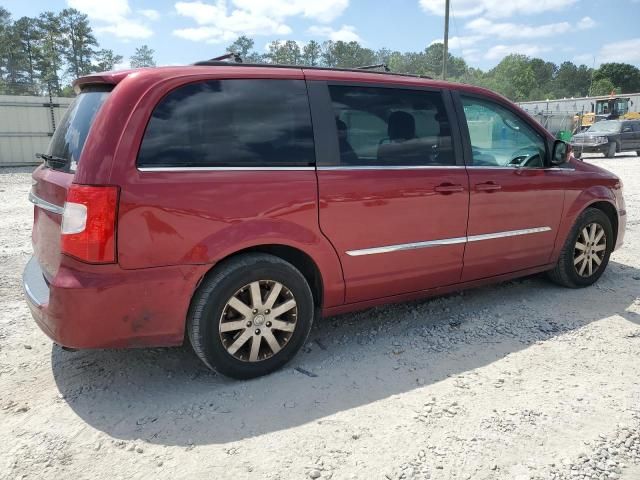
622 127 632 133
551 140 570 166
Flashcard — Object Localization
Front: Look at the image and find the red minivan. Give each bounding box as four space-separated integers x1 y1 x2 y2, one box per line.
23 62 627 378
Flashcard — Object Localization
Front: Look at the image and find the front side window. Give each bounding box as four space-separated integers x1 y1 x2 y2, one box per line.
461 96 546 168
328 85 455 166
138 79 315 168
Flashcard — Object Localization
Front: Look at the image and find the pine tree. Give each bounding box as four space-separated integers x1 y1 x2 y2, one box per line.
130 45 156 68
94 49 123 72
35 11 66 94
60 8 97 79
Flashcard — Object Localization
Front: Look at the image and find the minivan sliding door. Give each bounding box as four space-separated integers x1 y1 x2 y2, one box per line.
307 79 470 303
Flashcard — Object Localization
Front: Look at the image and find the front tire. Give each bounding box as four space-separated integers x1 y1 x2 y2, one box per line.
187 253 315 379
548 208 613 288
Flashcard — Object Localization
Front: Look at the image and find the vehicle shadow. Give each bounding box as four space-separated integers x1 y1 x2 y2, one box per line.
51 260 640 446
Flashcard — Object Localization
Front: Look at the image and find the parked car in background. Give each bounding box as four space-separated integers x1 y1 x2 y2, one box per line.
571 119 640 158
23 62 626 379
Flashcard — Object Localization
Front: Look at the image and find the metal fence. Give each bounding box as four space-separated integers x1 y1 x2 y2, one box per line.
0 94 73 166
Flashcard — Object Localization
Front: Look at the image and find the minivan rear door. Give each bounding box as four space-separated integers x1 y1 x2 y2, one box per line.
30 88 111 279
306 74 470 303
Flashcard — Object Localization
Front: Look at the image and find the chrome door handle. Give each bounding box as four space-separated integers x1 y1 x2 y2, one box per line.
475 182 502 192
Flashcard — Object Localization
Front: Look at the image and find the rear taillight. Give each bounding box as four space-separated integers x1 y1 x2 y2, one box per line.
61 185 119 263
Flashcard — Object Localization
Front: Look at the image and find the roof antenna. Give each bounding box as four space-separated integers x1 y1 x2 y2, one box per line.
193 52 243 65
356 64 390 72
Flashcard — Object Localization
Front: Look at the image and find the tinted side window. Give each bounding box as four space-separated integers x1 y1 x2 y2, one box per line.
461 96 546 168
138 79 315 168
328 85 455 166
632 122 640 132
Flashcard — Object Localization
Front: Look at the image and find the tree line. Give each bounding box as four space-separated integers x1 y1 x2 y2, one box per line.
1 4 639 101
0 6 156 96
233 36 640 101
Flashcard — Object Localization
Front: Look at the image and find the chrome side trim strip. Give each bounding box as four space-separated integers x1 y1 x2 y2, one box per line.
318 165 465 171
466 226 551 242
138 166 316 172
465 166 575 171
346 236 467 256
139 165 575 172
345 226 551 256
28 190 64 215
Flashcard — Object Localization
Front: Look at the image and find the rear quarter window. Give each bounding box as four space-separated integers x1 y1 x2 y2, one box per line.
137 79 315 168
47 88 110 172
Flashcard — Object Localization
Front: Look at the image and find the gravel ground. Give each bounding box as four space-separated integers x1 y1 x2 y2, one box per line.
0 154 639 480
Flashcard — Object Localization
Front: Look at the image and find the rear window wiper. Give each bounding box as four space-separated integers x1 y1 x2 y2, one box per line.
36 153 69 169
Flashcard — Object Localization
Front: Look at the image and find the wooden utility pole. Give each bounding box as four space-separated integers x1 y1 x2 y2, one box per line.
442 0 450 80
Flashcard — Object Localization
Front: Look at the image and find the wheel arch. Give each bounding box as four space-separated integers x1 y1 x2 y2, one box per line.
551 186 618 263
587 200 619 247
195 244 326 310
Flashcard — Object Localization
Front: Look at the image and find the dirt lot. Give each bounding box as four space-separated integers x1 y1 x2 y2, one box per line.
1 154 639 480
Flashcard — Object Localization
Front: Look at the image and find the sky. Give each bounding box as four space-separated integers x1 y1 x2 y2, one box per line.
3 0 640 70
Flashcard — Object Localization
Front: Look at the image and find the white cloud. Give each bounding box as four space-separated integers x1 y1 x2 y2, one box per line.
430 35 484 49
307 25 361 42
95 18 153 39
598 38 640 63
232 0 348 23
484 43 551 60
466 17 572 39
173 0 350 43
462 48 481 62
263 40 307 52
419 0 577 18
138 9 161 21
114 60 130 70
573 53 595 66
174 1 227 25
576 16 595 30
574 38 640 67
68 0 130 22
173 6 291 43
67 0 153 39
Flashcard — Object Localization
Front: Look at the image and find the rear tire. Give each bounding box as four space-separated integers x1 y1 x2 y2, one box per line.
573 151 582 159
187 253 315 379
605 142 617 158
548 208 613 288
636 150 640 156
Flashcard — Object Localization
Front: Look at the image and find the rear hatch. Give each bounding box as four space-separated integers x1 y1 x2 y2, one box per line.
30 87 111 280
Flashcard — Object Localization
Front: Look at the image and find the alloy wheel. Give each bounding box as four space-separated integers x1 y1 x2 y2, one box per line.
219 280 298 362
573 222 607 277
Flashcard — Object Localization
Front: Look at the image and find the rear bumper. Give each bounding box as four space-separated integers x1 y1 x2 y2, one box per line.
23 255 208 349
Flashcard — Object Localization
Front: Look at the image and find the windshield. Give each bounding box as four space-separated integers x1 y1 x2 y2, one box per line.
587 120 622 134
47 88 110 172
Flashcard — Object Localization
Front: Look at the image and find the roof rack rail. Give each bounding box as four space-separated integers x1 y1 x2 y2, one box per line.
357 63 390 72
193 52 243 66
189 59 433 80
